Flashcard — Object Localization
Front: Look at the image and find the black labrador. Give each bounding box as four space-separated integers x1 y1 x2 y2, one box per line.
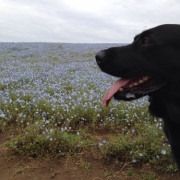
95 24 180 170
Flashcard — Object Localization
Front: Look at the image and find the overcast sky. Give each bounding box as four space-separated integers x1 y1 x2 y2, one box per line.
0 0 180 43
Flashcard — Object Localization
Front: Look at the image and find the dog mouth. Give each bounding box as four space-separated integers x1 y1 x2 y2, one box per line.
102 76 166 107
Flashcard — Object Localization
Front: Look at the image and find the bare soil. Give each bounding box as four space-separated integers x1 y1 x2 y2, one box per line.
0 131 180 180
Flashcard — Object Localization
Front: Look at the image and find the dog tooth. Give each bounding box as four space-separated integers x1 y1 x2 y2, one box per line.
134 83 138 86
119 88 123 92
139 80 144 83
143 76 149 81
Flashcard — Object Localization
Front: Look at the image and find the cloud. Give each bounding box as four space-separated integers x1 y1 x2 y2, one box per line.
0 0 180 42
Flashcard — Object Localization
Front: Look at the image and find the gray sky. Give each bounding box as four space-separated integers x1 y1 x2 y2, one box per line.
1 0 180 43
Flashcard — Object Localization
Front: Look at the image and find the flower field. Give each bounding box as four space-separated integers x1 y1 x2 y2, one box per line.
0 43 178 175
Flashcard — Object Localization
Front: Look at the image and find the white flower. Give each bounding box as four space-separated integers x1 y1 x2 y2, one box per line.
0 114 5 118
161 149 166 155
132 129 135 133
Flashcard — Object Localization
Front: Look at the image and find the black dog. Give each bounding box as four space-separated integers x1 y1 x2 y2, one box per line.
95 24 180 170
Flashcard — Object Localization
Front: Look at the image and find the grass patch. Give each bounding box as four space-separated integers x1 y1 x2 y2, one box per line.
0 43 178 174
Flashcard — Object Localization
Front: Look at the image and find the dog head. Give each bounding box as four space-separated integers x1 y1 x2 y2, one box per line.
95 24 180 107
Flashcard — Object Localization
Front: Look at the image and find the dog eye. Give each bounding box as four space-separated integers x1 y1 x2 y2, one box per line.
142 38 150 45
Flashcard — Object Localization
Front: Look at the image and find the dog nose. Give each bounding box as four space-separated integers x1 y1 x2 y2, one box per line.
95 50 105 64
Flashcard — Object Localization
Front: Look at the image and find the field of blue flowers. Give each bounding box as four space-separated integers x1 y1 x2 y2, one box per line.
0 43 177 173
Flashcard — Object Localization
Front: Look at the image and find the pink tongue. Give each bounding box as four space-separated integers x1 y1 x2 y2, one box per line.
102 79 131 107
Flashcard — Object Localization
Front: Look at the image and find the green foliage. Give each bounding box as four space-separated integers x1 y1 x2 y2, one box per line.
5 124 93 157
82 161 91 169
126 168 134 176
141 173 157 180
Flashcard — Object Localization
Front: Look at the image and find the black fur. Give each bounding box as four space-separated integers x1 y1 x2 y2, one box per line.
95 24 180 170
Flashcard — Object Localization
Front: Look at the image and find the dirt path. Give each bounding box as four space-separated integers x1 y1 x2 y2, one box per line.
0 132 180 180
